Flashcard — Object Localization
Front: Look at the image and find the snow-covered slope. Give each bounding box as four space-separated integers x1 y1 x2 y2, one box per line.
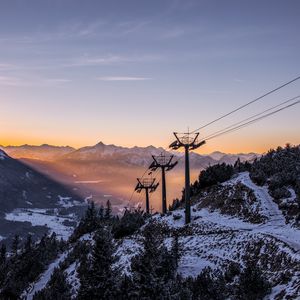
22 251 70 300
0 151 82 212
5 208 77 240
26 172 300 299
222 172 300 251
0 151 85 245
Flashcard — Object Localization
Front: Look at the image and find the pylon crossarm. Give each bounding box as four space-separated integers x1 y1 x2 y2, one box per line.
167 154 174 165
149 161 156 169
134 183 140 191
150 182 159 193
169 140 181 149
166 160 178 171
172 144 181 150
135 183 142 193
148 161 158 171
173 132 184 146
190 140 206 150
191 132 199 145
152 155 159 165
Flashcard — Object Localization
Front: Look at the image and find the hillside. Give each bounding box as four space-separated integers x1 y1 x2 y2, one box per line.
1 145 298 300
0 150 85 246
0 150 82 212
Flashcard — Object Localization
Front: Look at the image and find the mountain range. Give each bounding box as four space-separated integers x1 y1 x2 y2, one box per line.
0 142 258 211
0 141 258 166
0 144 75 161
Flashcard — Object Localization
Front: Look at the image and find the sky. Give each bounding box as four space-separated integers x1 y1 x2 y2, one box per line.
0 0 300 154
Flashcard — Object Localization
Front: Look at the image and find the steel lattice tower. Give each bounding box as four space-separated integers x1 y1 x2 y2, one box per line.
149 153 178 214
134 177 159 214
169 131 205 224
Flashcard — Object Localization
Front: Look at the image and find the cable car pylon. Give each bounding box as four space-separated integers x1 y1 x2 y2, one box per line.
149 153 178 214
169 130 205 224
134 177 159 214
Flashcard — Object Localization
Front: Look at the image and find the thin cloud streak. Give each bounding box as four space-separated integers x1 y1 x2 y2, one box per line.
96 76 152 81
63 54 161 68
0 54 162 72
0 76 22 86
0 76 71 87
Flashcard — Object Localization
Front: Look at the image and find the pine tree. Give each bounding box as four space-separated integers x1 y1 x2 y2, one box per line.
171 232 182 270
237 260 271 300
117 275 136 299
105 200 112 220
77 252 93 300
191 267 226 300
234 157 243 172
12 234 20 256
78 226 117 299
91 227 116 298
0 244 6 265
0 244 7 288
112 208 145 239
24 234 32 253
86 201 98 230
98 203 104 219
33 267 72 300
131 222 174 299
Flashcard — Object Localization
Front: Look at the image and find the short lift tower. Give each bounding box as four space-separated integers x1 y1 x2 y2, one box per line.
149 153 178 214
169 131 205 224
135 178 159 214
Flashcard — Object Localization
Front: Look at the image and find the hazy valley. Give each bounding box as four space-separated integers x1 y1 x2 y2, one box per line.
1 142 257 212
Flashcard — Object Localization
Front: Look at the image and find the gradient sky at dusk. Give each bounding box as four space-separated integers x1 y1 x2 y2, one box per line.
1 0 300 153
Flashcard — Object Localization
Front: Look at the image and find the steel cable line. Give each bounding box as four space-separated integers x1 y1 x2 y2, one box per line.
190 75 300 133
202 100 300 142
202 95 300 141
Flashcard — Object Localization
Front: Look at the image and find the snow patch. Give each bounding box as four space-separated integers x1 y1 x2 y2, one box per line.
66 262 80 299
5 209 76 240
113 238 142 276
84 195 93 203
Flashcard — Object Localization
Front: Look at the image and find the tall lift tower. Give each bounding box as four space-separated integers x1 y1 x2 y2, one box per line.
149 153 178 214
169 131 205 224
134 177 159 214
